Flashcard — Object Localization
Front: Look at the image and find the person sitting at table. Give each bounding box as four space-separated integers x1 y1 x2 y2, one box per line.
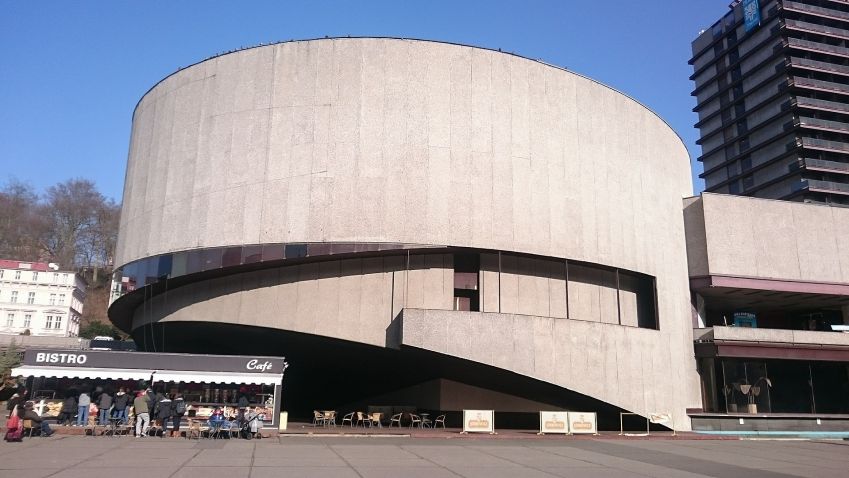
209 407 225 426
208 407 225 436
21 401 54 437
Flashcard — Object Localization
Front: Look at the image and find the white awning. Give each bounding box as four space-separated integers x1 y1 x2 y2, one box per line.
11 366 282 386
11 366 150 381
151 370 282 386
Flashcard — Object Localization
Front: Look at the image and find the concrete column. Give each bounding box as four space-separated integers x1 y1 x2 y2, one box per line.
692 293 707 328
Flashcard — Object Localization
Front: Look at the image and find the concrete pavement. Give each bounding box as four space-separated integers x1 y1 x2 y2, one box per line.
1 434 848 478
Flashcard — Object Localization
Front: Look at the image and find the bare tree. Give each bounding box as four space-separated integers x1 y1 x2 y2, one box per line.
0 180 42 261
37 179 116 269
1 178 120 272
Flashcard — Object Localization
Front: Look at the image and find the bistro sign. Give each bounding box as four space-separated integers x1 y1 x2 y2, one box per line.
35 352 88 364
23 349 287 375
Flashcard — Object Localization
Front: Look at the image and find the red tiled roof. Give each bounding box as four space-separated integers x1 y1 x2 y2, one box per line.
0 259 52 272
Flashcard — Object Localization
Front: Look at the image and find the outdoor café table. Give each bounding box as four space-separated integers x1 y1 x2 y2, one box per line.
323 411 336 427
420 413 431 428
207 420 225 439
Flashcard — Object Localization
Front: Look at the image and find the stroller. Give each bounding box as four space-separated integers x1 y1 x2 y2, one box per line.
240 412 262 439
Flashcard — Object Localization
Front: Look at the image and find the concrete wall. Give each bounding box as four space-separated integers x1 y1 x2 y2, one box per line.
117 38 692 278
684 193 849 283
400 308 692 428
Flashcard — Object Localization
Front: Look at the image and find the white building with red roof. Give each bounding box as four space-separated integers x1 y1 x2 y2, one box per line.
0 259 85 337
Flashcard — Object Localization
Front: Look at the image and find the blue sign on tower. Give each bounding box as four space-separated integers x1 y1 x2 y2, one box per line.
743 0 761 32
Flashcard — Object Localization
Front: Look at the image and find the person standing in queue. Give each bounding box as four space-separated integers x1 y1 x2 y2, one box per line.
97 389 112 426
112 388 129 424
133 391 150 437
57 391 77 426
155 393 172 437
76 390 90 426
171 394 186 438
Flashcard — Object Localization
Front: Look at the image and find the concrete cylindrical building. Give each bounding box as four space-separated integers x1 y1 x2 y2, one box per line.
110 38 699 428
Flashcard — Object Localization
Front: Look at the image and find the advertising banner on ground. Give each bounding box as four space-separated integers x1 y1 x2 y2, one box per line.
462 409 495 434
539 411 569 434
567 412 598 434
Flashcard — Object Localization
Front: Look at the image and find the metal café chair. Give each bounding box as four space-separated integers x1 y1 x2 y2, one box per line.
409 414 422 429
22 419 36 438
389 413 402 428
355 411 370 428
434 414 446 429
369 412 383 428
341 412 355 427
84 415 100 437
185 419 202 440
312 410 326 427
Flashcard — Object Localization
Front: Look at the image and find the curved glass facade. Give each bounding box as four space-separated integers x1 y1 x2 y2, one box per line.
110 242 434 305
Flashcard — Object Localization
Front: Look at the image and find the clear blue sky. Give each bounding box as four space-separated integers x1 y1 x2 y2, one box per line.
0 1 728 202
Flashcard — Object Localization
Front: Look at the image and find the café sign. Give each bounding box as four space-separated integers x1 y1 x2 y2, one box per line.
539 411 569 435
35 352 88 364
461 409 495 434
567 412 598 434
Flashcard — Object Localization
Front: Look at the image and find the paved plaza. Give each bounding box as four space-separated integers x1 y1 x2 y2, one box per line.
1 435 848 478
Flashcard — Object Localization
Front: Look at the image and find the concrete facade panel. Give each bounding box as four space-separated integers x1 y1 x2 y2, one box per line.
687 193 849 284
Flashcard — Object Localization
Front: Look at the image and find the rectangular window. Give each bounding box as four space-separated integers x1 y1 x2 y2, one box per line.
726 163 738 179
712 22 724 38
729 180 741 194
743 174 755 190
23 314 31 328
14 271 21 280
49 293 56 305
5 313 13 327
45 315 53 329
58 294 65 305
10 291 18 303
741 155 752 171
53 273 58 283
32 271 38 281
453 253 480 312
27 292 35 304
54 316 62 329
0 270 4 279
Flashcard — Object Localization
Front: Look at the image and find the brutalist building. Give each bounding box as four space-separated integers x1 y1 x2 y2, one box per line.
691 0 849 204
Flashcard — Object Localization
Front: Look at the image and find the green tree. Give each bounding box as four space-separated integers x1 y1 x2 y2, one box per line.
79 321 122 339
0 340 22 378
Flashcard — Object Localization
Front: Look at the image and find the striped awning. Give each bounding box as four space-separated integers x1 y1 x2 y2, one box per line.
11 366 283 386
